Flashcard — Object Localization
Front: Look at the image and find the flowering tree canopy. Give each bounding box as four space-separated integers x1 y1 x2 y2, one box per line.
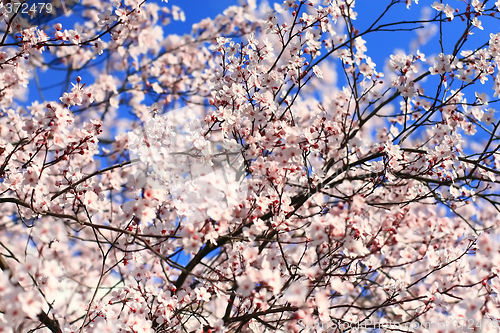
1 0 500 332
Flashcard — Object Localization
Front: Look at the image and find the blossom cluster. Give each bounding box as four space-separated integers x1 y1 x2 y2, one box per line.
0 0 500 332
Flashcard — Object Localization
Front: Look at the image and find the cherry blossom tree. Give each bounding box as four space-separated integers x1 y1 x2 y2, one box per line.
1 0 500 332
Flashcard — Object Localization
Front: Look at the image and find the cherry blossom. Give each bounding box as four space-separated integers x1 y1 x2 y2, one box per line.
0 0 500 332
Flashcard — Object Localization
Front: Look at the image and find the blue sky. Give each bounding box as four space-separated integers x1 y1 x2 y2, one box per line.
25 0 241 106
26 0 500 107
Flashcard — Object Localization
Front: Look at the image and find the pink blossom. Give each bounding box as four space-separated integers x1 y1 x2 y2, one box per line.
17 290 44 319
0 1 500 332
